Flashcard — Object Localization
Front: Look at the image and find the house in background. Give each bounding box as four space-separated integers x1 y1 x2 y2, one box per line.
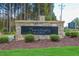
68 21 76 29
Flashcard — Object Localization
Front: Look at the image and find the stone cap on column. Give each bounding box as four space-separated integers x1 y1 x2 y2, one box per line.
39 15 45 21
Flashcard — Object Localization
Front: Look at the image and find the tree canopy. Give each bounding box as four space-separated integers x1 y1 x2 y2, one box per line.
0 3 57 32
73 17 79 29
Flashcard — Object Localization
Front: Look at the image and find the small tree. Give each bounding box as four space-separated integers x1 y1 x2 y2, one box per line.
73 17 79 29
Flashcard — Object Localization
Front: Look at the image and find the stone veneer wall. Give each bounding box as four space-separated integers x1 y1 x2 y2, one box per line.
15 20 64 41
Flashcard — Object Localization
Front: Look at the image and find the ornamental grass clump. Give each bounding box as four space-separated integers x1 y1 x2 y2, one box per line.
50 34 60 41
24 34 34 42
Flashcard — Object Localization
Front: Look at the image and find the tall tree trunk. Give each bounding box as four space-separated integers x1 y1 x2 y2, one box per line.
20 3 23 20
3 4 6 31
38 4 40 20
24 3 26 20
12 3 15 32
9 3 12 32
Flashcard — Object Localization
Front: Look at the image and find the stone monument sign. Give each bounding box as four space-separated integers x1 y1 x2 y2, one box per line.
15 20 64 40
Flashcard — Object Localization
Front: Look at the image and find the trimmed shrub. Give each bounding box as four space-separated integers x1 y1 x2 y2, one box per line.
2 28 7 32
70 31 78 37
65 31 71 36
50 34 60 41
65 31 79 37
24 34 34 42
0 36 9 43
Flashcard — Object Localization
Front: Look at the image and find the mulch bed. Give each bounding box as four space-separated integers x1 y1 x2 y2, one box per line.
0 36 79 50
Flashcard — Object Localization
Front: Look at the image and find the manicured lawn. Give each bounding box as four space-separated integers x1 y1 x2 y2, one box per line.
0 46 79 56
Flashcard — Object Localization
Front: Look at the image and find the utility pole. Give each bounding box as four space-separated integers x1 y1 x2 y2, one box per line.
59 3 65 21
60 3 63 21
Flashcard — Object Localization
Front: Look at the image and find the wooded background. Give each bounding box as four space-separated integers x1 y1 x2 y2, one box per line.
0 3 56 32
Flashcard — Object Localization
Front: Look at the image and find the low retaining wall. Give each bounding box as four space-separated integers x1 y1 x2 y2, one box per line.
15 20 65 40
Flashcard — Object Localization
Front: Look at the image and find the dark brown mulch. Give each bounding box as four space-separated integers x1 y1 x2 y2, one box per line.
0 36 79 50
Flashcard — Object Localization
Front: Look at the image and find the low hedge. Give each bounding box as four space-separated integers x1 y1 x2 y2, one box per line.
50 34 60 41
65 31 79 37
3 32 11 34
0 35 9 43
70 31 79 37
65 31 71 36
24 34 34 42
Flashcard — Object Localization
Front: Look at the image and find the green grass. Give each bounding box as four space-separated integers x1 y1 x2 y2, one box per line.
0 46 79 56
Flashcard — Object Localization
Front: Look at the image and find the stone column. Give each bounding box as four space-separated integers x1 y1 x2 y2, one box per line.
58 23 65 38
15 24 24 41
39 16 45 21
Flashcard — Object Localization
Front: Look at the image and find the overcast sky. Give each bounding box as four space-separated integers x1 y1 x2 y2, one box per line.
54 3 79 27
